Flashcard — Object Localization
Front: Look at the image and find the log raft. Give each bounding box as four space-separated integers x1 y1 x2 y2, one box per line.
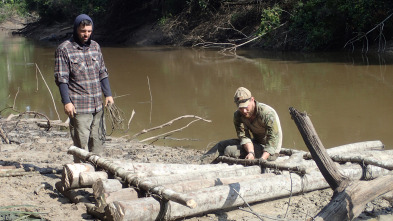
59 137 393 221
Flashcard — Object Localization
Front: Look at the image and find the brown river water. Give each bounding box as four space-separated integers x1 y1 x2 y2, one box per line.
1 32 393 152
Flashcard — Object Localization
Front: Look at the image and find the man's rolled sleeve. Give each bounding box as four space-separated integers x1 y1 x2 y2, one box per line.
233 111 252 145
54 47 70 85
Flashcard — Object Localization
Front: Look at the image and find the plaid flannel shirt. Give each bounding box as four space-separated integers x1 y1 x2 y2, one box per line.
54 38 108 114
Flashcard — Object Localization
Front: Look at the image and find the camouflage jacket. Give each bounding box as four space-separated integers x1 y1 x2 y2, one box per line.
233 101 282 155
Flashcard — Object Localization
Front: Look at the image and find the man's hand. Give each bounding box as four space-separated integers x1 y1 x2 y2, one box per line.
245 152 255 160
64 103 76 118
105 96 114 107
243 142 255 160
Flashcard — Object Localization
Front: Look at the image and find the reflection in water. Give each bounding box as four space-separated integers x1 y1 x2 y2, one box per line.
1 33 393 151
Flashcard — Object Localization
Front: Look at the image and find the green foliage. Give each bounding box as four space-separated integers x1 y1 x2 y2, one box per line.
198 0 208 10
25 0 108 23
258 4 282 36
0 1 29 23
290 0 393 50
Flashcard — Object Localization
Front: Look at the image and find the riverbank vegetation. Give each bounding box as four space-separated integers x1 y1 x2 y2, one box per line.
2 0 393 51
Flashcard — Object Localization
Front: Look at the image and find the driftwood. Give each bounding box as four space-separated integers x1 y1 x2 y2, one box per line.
67 146 197 208
105 163 391 221
289 107 393 220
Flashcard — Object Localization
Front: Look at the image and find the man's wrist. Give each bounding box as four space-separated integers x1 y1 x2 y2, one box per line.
248 151 255 156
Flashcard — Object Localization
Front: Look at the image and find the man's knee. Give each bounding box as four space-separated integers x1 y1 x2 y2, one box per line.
223 145 240 158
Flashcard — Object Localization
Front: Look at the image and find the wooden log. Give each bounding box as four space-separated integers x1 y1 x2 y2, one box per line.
97 188 139 213
289 107 393 220
93 179 139 213
303 140 384 160
111 161 243 176
55 181 91 204
105 164 391 221
93 179 124 198
163 174 275 192
140 165 261 186
79 171 108 186
62 163 95 190
214 156 308 174
68 146 197 208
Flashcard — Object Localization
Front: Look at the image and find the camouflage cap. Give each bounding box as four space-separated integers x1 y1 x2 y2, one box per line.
234 87 252 108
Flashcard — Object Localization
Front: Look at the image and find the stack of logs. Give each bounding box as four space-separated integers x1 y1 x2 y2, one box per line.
55 139 393 221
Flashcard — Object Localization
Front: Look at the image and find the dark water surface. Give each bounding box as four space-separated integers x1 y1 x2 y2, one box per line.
1 32 392 151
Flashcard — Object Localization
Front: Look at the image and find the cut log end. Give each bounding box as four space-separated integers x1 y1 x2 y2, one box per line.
187 199 197 209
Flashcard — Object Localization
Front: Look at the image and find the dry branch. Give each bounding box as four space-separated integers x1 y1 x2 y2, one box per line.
140 118 202 143
130 115 212 143
126 109 135 131
330 155 393 171
105 103 125 135
344 13 393 53
0 126 10 144
214 156 308 175
35 63 61 120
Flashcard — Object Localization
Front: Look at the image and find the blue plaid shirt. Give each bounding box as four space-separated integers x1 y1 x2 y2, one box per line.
54 38 108 114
